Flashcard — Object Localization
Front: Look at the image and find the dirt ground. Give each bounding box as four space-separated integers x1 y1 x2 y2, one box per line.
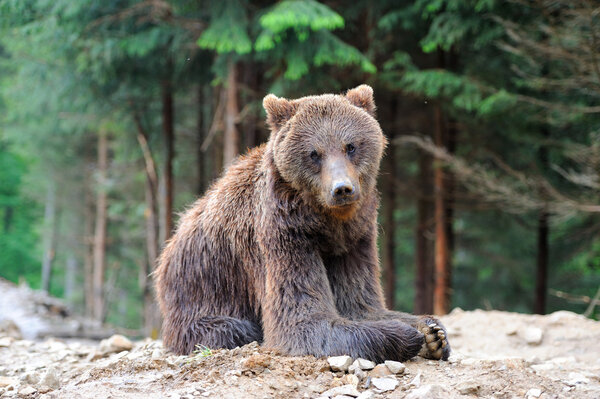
0 280 599 399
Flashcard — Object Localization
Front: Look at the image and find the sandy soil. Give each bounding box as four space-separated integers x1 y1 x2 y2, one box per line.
0 280 599 399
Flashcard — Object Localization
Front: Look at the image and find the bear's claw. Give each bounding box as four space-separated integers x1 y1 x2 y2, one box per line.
417 318 451 361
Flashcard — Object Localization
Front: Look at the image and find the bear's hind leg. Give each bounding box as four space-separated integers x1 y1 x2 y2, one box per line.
163 316 263 355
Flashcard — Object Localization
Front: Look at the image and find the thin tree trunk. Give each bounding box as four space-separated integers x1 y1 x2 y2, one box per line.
64 254 77 303
433 102 451 315
381 145 396 309
197 85 206 195
92 131 108 322
133 110 161 337
415 149 434 314
535 210 549 314
242 61 258 149
223 61 240 168
161 72 175 242
535 128 550 314
41 182 57 292
3 206 13 232
83 163 95 318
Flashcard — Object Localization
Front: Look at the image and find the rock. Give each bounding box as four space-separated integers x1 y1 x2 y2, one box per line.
456 381 479 395
39 366 60 389
384 360 405 375
526 388 542 398
86 350 105 361
0 337 15 347
151 349 163 359
409 371 422 388
100 334 133 353
531 363 554 372
0 376 18 388
0 320 22 340
406 384 448 399
328 356 353 372
321 384 360 398
331 396 354 399
18 385 37 396
520 327 543 345
352 358 376 371
20 373 39 385
369 364 392 377
370 377 398 392
341 374 359 387
356 391 375 399
566 372 589 385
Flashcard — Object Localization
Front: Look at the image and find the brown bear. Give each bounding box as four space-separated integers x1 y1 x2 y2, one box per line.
155 85 450 363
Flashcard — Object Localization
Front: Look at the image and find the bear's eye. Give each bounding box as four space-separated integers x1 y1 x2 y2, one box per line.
346 143 356 155
310 150 321 162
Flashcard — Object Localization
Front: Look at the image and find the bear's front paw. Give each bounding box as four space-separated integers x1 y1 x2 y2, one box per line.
417 317 450 361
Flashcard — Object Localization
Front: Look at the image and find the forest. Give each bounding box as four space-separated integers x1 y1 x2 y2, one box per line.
0 0 598 338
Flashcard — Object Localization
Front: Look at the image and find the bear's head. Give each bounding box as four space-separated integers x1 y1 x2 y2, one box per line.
263 85 387 219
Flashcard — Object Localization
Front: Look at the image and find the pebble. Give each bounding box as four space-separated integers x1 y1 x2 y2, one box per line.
99 334 133 354
384 360 405 374
0 376 18 388
520 327 543 345
456 380 479 395
39 366 60 389
526 388 542 398
352 358 375 371
409 371 422 388
356 391 375 399
405 384 447 399
341 374 359 387
566 372 589 385
18 385 37 396
320 384 360 398
0 337 14 347
328 356 353 372
370 377 398 392
369 364 392 377
152 349 163 359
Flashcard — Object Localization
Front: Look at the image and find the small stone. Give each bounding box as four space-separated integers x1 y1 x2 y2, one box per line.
18 385 37 396
328 356 353 372
456 381 479 395
356 391 375 399
520 327 543 345
0 337 14 347
526 388 542 398
566 372 589 385
0 376 18 388
86 350 105 361
152 349 163 359
353 358 376 370
384 360 405 375
369 364 392 377
406 384 448 399
99 334 133 354
341 374 359 387
371 377 398 392
332 396 353 399
20 373 39 385
39 366 60 389
531 363 554 372
321 384 360 398
409 371 422 388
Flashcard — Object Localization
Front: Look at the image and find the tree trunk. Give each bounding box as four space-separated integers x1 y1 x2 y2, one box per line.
415 149 434 314
535 210 549 314
64 254 77 303
535 128 550 314
133 110 162 338
433 102 451 315
381 144 396 309
41 182 57 292
83 164 95 318
161 73 175 242
223 61 240 168
92 131 108 322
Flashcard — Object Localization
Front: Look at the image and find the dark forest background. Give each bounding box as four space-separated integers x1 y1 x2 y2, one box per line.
0 0 599 336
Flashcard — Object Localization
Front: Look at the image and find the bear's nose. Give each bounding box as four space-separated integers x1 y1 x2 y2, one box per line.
332 181 355 199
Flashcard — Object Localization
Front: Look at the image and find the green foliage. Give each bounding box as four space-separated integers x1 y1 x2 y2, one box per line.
259 0 344 34
198 0 252 54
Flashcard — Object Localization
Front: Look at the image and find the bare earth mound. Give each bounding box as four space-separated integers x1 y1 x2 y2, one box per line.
0 282 599 398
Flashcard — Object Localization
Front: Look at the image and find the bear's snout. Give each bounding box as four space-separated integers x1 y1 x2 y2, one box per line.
322 155 360 209
331 180 357 205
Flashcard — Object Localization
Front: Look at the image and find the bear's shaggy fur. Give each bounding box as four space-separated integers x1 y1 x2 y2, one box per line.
155 85 450 362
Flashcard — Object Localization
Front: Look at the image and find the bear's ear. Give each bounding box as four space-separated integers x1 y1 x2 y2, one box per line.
263 94 298 130
345 85 376 117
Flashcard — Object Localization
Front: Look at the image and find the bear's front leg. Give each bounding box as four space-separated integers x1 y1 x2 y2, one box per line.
326 232 451 360
258 228 424 363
